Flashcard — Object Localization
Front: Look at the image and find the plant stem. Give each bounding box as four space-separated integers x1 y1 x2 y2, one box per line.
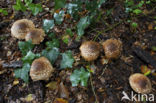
90 75 99 103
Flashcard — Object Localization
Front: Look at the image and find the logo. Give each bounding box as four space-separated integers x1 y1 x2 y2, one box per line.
121 91 155 102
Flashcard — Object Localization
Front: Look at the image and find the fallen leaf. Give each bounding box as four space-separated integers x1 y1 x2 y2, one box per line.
140 65 151 76
101 57 109 65
54 98 68 103
20 94 36 102
46 81 58 90
148 23 153 30
13 78 19 86
59 82 69 99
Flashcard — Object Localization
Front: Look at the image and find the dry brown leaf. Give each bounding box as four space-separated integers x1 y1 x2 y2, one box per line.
59 82 69 99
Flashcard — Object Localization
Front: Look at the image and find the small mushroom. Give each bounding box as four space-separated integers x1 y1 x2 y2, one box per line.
11 19 35 39
25 28 45 44
30 57 54 81
80 41 101 61
129 73 152 94
102 38 122 59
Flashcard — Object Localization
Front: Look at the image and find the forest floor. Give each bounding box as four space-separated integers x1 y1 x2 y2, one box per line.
0 0 156 103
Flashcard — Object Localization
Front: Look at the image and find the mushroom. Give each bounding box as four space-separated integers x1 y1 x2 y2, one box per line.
11 19 35 39
30 57 54 81
129 73 152 94
80 41 101 61
25 28 45 44
102 38 122 59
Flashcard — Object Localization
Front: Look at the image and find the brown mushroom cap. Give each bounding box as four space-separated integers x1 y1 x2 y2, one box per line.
102 39 122 59
11 19 35 39
129 73 152 94
80 41 101 61
25 28 45 44
30 57 54 81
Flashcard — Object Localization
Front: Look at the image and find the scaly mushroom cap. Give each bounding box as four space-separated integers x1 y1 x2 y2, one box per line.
80 41 101 61
25 28 45 44
30 57 54 81
102 39 122 59
129 73 152 94
11 19 35 39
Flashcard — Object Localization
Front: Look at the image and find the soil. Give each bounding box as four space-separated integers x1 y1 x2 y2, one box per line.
0 0 156 103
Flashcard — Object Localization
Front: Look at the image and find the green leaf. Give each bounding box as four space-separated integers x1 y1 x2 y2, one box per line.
54 10 65 25
24 0 32 6
77 16 90 39
65 3 78 16
54 0 66 10
62 35 70 44
46 39 59 49
85 0 98 12
18 40 34 56
13 0 26 12
133 9 142 15
22 51 40 64
42 47 60 64
47 32 56 38
70 67 90 87
14 63 31 83
66 28 73 37
28 3 43 15
43 19 55 33
152 46 156 51
60 50 74 69
98 0 106 8
0 8 8 15
131 22 138 28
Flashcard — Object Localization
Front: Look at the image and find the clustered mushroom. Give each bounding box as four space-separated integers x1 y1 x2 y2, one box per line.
11 19 152 93
129 73 152 94
79 38 122 61
30 57 54 81
11 19 45 44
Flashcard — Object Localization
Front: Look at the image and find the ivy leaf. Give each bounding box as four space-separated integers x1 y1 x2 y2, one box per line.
42 47 60 64
14 63 31 83
65 3 78 16
54 0 66 10
22 51 40 64
18 40 34 56
133 9 142 15
24 0 32 6
70 67 90 87
0 8 8 15
98 0 106 8
43 19 55 33
13 0 27 12
46 38 59 49
54 10 65 25
47 32 56 38
60 50 74 69
85 0 98 12
28 3 43 16
77 16 90 39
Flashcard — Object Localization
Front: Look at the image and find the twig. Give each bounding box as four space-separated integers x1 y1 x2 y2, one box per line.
90 75 99 103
